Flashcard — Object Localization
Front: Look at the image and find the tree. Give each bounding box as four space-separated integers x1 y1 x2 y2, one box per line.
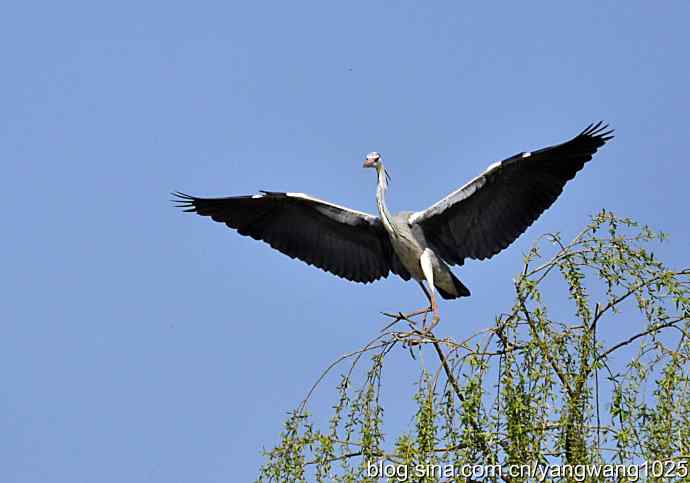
258 211 690 482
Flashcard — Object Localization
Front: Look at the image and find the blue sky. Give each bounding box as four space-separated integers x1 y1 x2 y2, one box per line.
2 1 689 481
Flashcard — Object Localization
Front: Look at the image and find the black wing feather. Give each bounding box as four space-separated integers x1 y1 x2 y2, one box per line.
415 122 614 266
173 191 410 283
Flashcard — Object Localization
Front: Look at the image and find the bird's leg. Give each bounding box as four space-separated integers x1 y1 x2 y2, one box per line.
420 250 441 330
417 281 433 325
427 284 440 331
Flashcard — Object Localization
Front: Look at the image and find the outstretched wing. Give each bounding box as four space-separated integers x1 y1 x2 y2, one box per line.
410 122 614 266
173 190 410 283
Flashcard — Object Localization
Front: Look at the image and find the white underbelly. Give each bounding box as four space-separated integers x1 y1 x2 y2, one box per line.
391 236 456 293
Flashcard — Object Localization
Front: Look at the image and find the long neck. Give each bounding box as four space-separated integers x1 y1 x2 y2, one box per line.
375 163 396 235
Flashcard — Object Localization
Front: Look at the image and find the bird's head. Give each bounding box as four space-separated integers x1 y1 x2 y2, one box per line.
362 151 382 169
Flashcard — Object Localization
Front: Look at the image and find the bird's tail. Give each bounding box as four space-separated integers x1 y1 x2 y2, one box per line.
437 272 471 300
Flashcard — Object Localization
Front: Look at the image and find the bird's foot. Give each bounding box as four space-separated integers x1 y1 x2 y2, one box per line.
422 311 440 335
420 305 436 329
421 309 429 326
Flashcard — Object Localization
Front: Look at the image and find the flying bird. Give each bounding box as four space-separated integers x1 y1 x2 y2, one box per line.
173 122 613 328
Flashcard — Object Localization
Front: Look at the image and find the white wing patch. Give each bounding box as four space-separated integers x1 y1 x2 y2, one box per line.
286 192 378 221
409 160 503 224
485 161 501 172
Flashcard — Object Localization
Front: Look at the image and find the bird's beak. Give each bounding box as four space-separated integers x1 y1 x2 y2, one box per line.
363 158 375 168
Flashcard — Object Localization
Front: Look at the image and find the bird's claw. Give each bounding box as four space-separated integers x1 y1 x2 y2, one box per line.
423 314 441 334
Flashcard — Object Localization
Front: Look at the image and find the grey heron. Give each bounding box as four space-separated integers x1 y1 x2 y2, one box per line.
174 122 613 328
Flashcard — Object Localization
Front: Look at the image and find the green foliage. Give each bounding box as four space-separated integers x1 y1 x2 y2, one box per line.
257 211 690 482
